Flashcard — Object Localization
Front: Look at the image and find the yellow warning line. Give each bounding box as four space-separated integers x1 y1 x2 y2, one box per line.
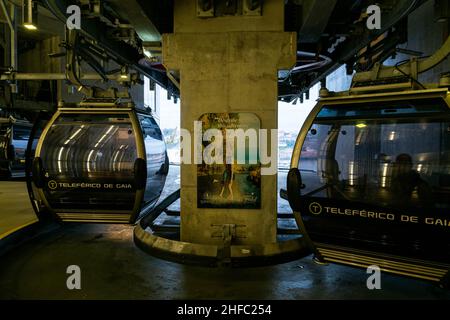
0 219 38 240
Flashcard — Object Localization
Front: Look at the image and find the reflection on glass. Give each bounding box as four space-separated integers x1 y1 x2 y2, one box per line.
40 113 137 211
299 100 450 211
138 114 168 205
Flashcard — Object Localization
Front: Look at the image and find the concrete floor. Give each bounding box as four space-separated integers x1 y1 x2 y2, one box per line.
0 179 37 239
1 166 450 299
1 223 449 299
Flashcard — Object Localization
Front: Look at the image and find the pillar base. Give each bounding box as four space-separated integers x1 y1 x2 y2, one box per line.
133 221 311 267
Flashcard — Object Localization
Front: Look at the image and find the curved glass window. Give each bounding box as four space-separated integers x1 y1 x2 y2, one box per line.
138 114 167 205
40 113 137 211
300 99 450 210
0 124 11 162
12 125 31 165
12 125 30 141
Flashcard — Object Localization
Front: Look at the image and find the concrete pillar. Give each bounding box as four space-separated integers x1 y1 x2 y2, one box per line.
163 0 296 245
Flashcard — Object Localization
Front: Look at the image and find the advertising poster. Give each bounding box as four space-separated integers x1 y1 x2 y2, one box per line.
197 113 261 209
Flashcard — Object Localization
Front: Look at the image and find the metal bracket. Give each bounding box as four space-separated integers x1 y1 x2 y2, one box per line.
352 35 450 86
215 224 236 266
410 57 419 84
370 62 382 81
211 224 246 240
439 269 450 289
243 0 262 16
222 224 236 245
197 0 214 18
197 0 263 18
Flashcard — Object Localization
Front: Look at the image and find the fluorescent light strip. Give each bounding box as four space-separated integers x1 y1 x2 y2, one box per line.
87 149 95 172
64 126 84 145
94 125 115 148
57 147 64 173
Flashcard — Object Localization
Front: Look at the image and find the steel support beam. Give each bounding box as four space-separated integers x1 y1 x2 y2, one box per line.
0 72 137 81
353 35 450 83
297 0 337 43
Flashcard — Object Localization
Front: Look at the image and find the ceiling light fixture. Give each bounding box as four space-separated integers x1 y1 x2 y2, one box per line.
22 0 38 31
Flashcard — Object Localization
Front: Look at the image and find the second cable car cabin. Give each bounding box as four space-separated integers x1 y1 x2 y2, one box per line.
0 117 32 179
31 99 169 223
287 86 450 283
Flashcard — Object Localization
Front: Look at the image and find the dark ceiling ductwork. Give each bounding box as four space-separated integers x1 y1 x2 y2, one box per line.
279 0 427 101
297 0 338 44
42 0 178 97
7 0 429 102
107 0 173 42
